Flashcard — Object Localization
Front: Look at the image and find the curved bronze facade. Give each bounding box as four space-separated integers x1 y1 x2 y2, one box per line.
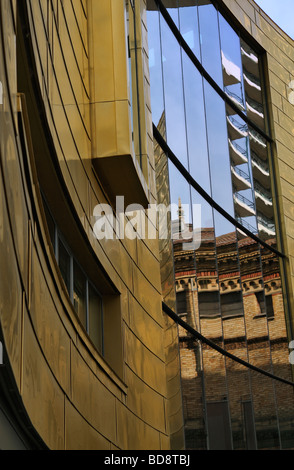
0 0 293 451
0 0 184 450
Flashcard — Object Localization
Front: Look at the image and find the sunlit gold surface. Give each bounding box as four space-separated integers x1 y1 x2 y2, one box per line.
0 0 183 450
0 0 293 451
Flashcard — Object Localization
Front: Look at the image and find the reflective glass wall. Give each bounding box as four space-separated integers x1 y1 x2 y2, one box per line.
147 0 294 450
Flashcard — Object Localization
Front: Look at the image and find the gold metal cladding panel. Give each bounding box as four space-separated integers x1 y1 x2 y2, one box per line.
88 194 135 294
70 344 117 443
116 399 162 451
87 171 158 279
0 169 23 389
65 398 111 450
89 0 128 103
88 0 150 208
57 0 90 96
3 0 180 449
0 2 26 388
133 266 164 326
87 185 136 286
1 0 17 119
136 233 162 292
26 0 91 173
124 366 167 433
22 304 65 450
0 117 30 293
136 216 160 262
29 238 71 396
128 294 165 362
1 0 29 291
50 31 91 149
124 324 167 396
36 0 91 136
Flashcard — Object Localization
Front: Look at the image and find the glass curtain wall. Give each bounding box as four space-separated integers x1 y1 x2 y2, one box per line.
147 0 294 450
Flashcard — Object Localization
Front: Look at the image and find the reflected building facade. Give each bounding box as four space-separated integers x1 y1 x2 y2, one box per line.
148 0 294 450
0 0 294 451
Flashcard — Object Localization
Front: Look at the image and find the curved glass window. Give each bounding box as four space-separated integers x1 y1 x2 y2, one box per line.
43 199 104 355
148 0 293 451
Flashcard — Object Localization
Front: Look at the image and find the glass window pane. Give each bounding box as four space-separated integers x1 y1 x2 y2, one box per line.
160 15 188 167
241 39 265 131
58 238 71 294
219 12 245 111
181 53 210 193
161 0 179 24
147 4 166 128
203 80 234 219
88 284 103 354
149 2 293 451
73 261 87 328
206 401 233 450
198 0 223 87
43 199 56 249
179 1 201 59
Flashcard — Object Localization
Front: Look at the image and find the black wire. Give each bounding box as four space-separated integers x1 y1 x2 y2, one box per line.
162 302 294 388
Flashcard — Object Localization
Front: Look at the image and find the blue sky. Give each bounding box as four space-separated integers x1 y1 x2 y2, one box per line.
255 0 294 38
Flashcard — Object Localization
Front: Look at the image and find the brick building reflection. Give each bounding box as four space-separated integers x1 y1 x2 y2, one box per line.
173 208 294 449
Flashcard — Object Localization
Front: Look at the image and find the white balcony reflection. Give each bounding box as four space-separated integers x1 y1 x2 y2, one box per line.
236 216 258 236
252 152 270 187
243 70 262 102
225 88 245 112
241 43 259 76
227 115 248 140
257 215 276 237
234 192 256 217
246 95 265 128
241 46 258 64
231 166 252 191
221 51 241 86
251 152 269 176
249 129 268 159
229 140 248 165
254 181 273 217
